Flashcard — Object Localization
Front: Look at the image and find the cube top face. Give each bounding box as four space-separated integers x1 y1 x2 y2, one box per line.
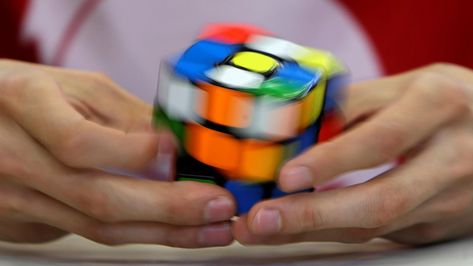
171 25 345 101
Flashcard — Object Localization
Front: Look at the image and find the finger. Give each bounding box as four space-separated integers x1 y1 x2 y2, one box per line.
19 160 235 225
140 130 177 181
0 221 66 243
234 202 443 245
374 183 473 244
247 144 454 235
2 118 234 226
237 185 473 245
342 63 473 124
234 215 382 245
30 192 234 248
342 75 409 124
383 223 447 246
64 177 236 225
0 60 152 131
1 71 162 170
402 182 473 223
0 185 232 247
343 181 473 238
238 213 473 246
426 63 473 88
0 221 233 248
383 210 473 245
279 72 469 191
88 222 233 248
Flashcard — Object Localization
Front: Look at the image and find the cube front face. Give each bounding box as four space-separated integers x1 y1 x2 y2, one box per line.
154 24 346 212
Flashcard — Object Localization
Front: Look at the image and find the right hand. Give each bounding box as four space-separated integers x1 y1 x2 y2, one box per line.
0 60 235 248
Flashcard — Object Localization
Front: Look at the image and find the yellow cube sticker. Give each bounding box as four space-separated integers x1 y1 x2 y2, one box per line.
231 51 278 73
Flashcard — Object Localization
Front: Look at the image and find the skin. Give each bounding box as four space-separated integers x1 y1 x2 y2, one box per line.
1 60 472 248
0 60 236 248
233 63 473 246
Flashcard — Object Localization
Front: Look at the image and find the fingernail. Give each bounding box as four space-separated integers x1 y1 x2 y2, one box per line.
252 208 282 234
280 166 313 191
158 131 176 150
198 223 233 246
155 152 173 180
147 134 174 181
204 197 235 223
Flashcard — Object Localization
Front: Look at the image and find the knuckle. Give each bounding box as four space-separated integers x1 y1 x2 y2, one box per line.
441 88 470 117
449 138 473 178
157 196 182 223
156 228 194 248
426 62 467 75
89 72 112 83
305 142 340 177
161 191 218 225
53 121 89 168
0 184 33 219
367 186 410 227
0 70 44 107
0 154 28 178
54 144 81 168
434 193 472 217
370 123 408 162
416 224 448 244
320 143 341 165
88 205 117 223
85 71 136 104
160 182 221 224
75 191 117 222
410 71 469 117
126 138 159 170
0 193 22 218
85 224 125 246
0 58 13 66
56 138 82 167
299 204 325 231
87 72 117 90
122 183 199 225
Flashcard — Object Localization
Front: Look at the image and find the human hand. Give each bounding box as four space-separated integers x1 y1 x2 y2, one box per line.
233 63 473 245
0 60 235 247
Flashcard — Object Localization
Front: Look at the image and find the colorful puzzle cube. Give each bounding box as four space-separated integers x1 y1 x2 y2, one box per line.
154 24 347 214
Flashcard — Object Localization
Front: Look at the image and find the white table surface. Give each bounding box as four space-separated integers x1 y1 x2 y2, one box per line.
0 235 472 266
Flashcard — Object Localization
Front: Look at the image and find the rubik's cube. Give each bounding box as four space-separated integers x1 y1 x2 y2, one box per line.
154 24 346 214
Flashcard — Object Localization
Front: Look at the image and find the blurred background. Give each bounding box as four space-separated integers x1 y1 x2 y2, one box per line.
1 0 472 102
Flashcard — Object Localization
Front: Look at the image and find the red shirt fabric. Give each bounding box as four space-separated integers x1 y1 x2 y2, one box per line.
0 0 38 61
339 0 473 75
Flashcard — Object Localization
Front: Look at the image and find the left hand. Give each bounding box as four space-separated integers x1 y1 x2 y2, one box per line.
233 63 473 245
0 60 235 247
